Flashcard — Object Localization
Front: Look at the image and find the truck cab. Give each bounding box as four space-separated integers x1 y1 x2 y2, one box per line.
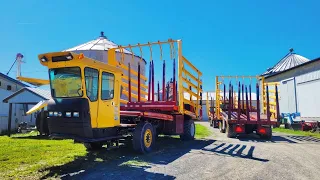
38 52 122 140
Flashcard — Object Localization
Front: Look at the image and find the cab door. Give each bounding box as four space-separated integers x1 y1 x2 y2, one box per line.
97 70 120 128
84 67 100 128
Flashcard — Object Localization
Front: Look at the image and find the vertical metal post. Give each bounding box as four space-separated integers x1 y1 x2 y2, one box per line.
162 60 166 101
138 62 141 102
249 84 252 110
157 81 160 101
256 83 261 121
237 82 241 122
275 85 280 122
166 82 169 101
242 84 244 111
231 85 234 109
228 84 231 120
261 77 266 114
148 61 152 101
245 86 250 121
215 76 220 119
223 84 226 105
173 58 176 102
176 81 178 105
266 85 270 122
7 103 12 137
128 63 131 102
152 61 155 102
177 40 184 113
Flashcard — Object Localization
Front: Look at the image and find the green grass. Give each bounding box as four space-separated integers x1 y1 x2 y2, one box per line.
0 131 87 179
120 159 150 167
0 124 212 179
273 127 320 139
195 123 213 139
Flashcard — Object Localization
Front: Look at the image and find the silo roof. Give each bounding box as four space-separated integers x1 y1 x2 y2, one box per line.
262 48 309 76
63 31 147 64
63 32 132 54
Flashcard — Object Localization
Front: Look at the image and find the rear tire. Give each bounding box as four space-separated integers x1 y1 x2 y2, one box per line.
133 122 155 154
213 121 219 128
219 121 226 133
180 119 195 140
84 142 103 151
227 123 236 138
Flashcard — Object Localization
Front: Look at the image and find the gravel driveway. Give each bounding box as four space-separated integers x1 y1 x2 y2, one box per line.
54 122 320 180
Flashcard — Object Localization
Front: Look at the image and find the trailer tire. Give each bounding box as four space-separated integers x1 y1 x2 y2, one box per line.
84 142 103 151
219 121 226 133
213 121 219 128
227 124 236 138
133 122 155 154
180 119 195 141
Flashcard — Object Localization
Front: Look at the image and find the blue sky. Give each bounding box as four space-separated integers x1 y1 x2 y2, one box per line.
0 0 319 91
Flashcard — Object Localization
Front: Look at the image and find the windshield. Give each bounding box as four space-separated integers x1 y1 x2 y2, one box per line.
49 67 82 98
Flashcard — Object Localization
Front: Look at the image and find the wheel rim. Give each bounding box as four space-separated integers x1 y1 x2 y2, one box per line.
144 129 152 148
190 122 195 136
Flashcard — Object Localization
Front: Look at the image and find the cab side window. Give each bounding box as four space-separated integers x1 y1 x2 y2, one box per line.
84 68 99 101
101 72 115 100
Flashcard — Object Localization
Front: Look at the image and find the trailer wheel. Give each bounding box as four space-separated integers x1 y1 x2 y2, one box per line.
213 121 219 128
227 124 236 138
180 119 195 141
219 121 226 133
133 122 155 154
260 127 272 140
84 142 103 151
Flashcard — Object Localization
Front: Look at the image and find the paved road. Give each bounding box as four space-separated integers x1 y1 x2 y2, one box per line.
53 122 320 180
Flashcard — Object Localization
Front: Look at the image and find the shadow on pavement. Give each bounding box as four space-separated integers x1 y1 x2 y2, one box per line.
40 137 214 179
237 134 298 143
237 133 320 144
202 143 269 162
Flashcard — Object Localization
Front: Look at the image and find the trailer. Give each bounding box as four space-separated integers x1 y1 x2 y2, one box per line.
207 76 280 139
33 39 203 153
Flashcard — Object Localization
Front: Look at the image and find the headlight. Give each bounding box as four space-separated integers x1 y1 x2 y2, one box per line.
58 112 62 117
73 112 79 117
66 112 71 117
53 112 58 117
66 55 73 60
48 111 53 117
40 56 48 62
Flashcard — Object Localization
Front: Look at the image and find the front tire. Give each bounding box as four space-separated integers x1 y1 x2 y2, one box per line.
180 119 195 140
133 122 155 154
84 142 103 151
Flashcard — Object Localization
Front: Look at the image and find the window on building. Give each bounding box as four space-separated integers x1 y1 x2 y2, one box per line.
101 72 115 100
84 67 99 101
0 81 2 86
7 85 12 91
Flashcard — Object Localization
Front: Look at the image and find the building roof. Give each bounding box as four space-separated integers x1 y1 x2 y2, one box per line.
262 48 309 77
263 57 320 79
63 31 132 54
3 87 51 103
0 72 29 87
